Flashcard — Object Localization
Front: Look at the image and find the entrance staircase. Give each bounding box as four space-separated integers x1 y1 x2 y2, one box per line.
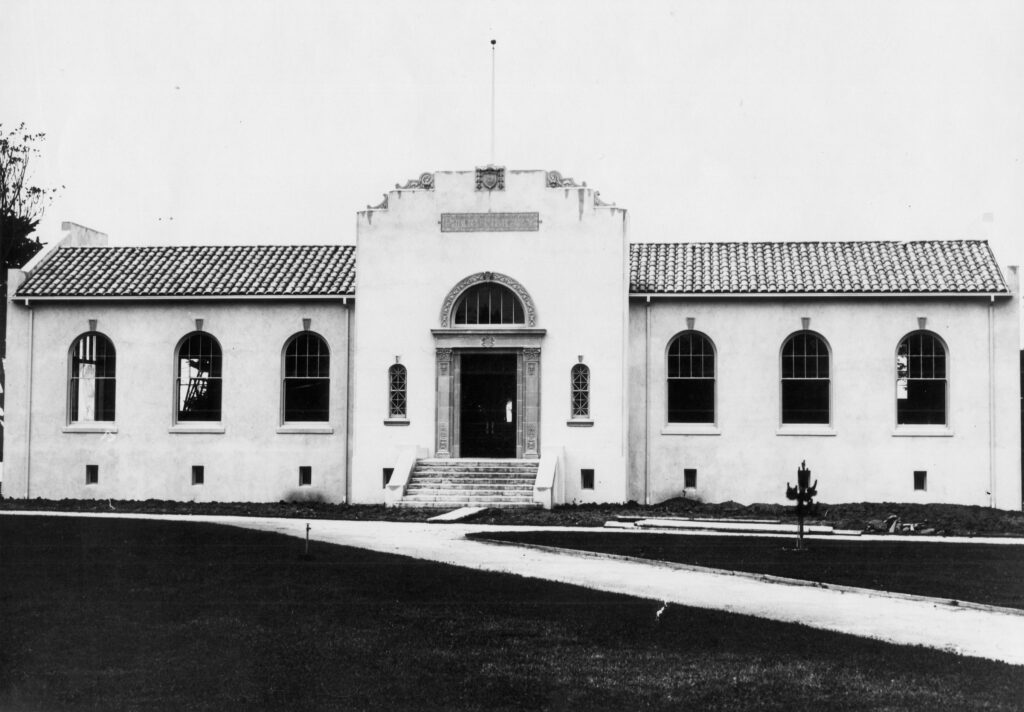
395 459 540 509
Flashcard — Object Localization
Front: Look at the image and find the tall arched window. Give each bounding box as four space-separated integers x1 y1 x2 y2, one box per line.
69 332 116 423
176 332 223 422
388 364 408 418
283 333 330 422
571 363 591 418
896 331 947 425
781 332 830 424
667 332 715 423
453 283 524 325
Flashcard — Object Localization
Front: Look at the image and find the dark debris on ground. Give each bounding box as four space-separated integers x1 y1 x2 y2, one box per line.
2 496 1023 537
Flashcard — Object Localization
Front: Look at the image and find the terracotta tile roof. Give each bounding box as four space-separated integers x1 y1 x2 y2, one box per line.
629 241 1008 295
16 244 356 298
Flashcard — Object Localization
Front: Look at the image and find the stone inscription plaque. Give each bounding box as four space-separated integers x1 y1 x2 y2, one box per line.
441 212 540 233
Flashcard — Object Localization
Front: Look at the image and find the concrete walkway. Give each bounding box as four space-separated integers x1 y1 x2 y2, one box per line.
6 511 1024 666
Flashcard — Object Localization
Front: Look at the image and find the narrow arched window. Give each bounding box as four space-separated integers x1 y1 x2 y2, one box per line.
389 364 408 418
781 332 830 424
69 332 116 423
176 332 223 422
283 333 330 422
453 283 524 325
571 364 591 418
897 332 946 425
667 332 715 423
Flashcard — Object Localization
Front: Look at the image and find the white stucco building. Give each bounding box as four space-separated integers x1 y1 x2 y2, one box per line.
4 166 1021 510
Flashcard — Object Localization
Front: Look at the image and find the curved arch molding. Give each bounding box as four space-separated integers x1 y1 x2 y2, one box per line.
439 271 537 327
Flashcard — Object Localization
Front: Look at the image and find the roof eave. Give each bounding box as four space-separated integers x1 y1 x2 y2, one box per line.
14 293 355 303
629 290 1011 299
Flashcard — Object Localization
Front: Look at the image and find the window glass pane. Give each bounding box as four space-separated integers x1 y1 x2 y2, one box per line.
896 332 947 425
571 364 590 418
284 379 330 421
283 334 330 422
454 283 525 325
782 380 830 424
177 334 222 421
668 378 714 423
69 333 116 423
388 364 407 418
897 380 946 425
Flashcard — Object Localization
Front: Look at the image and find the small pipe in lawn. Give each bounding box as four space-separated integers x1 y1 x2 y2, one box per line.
303 522 311 559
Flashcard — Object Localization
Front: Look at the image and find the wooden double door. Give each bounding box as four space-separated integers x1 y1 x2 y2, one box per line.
459 353 517 458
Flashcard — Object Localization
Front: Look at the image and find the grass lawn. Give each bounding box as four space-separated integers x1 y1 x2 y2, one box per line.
471 531 1024 610
0 516 1022 711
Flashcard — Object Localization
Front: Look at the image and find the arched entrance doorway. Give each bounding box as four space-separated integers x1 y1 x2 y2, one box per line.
433 272 544 459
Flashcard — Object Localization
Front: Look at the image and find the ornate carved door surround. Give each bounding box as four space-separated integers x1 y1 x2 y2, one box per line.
432 330 545 459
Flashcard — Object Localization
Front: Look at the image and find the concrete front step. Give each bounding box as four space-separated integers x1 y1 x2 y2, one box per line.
402 493 534 502
407 483 534 491
407 479 535 487
394 501 540 509
409 467 536 473
399 458 541 509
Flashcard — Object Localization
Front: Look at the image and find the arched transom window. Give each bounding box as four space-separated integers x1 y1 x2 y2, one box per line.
781 332 830 425
69 332 116 423
896 331 947 425
453 283 525 325
667 331 715 423
283 332 330 422
176 332 223 422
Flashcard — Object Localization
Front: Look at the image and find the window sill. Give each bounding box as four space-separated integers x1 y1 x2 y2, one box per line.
566 418 594 427
776 426 836 436
169 424 226 434
892 427 954 437
277 425 334 434
63 424 118 434
383 418 410 426
661 424 720 436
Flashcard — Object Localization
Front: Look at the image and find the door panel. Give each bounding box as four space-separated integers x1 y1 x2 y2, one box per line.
460 353 517 458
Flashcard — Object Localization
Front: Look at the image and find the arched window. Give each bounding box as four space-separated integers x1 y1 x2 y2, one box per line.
176 332 223 422
453 283 524 325
571 363 591 418
667 332 715 423
781 332 830 424
69 332 116 423
283 333 330 422
388 364 407 418
896 331 947 425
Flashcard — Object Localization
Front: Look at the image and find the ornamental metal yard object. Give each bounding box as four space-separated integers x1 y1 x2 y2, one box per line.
785 460 817 551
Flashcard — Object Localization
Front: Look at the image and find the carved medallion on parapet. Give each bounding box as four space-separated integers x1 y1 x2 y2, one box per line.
476 165 505 191
396 172 434 190
546 170 584 188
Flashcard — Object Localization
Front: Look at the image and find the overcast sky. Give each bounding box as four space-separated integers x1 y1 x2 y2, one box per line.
4 0 1023 270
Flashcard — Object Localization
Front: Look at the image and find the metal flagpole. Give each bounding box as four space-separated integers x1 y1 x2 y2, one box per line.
490 39 496 163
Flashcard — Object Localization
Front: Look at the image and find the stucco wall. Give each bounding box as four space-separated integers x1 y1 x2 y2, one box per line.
4 287 351 502
350 169 629 504
628 270 1022 510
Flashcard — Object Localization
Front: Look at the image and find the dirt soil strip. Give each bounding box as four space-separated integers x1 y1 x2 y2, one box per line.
8 511 1024 666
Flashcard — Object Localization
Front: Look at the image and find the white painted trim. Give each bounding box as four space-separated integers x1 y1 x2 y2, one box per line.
661 424 721 436
276 425 334 434
62 424 118 434
891 427 955 438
